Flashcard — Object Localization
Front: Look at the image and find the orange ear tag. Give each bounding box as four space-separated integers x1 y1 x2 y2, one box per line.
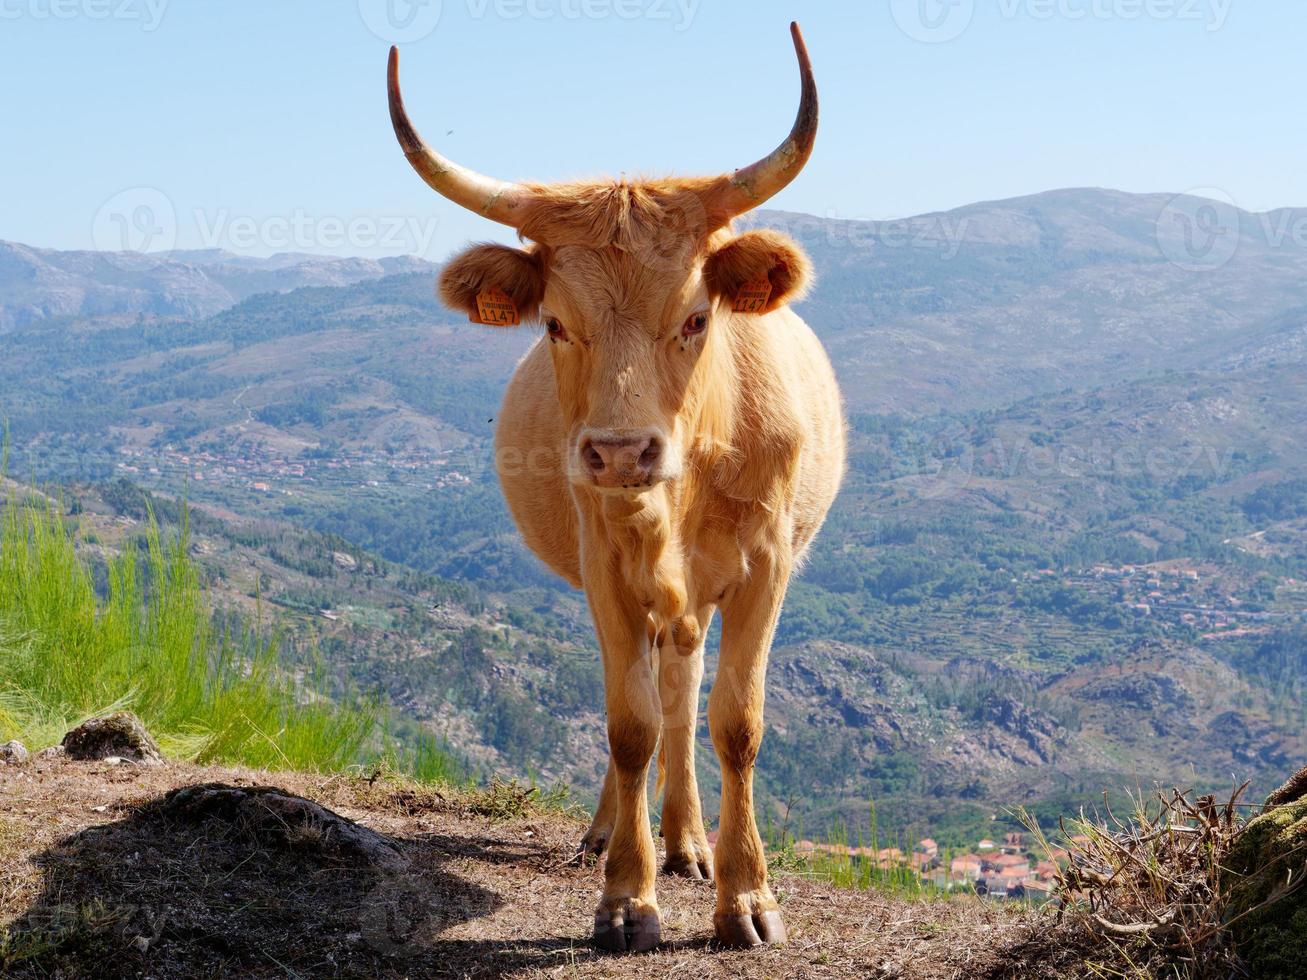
732 275 773 314
474 286 520 326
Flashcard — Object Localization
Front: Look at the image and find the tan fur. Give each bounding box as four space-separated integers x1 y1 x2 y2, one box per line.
442 177 846 945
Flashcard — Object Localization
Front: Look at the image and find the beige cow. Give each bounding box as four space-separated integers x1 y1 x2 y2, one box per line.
387 23 845 951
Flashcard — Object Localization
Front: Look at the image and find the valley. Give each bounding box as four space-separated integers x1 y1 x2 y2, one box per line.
4 187 1306 846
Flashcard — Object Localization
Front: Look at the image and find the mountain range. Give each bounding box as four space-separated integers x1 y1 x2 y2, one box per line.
0 240 436 331
3 187 1305 842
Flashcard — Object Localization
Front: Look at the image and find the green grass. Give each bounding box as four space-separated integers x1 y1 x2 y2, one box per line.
765 801 939 899
0 487 460 781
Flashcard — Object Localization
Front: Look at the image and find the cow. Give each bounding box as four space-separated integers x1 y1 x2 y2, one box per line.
387 22 845 952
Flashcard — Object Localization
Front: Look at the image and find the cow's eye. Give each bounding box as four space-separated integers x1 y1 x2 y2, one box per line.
682 312 708 337
545 317 568 341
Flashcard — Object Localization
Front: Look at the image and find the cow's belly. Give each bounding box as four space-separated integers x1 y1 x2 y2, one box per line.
495 340 582 588
756 308 847 562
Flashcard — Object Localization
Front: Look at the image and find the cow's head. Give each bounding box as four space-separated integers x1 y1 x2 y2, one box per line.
388 24 817 494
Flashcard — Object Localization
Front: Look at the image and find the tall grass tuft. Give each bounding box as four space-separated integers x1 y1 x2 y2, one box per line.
0 490 427 776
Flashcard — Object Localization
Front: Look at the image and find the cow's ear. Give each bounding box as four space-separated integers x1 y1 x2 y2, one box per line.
702 230 813 315
438 243 544 326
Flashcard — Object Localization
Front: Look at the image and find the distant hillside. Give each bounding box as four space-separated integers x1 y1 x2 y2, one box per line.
754 188 1307 412
0 240 437 330
4 188 1307 843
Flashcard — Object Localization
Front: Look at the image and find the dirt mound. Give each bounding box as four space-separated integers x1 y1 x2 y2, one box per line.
60 712 163 765
0 758 1060 978
158 782 410 870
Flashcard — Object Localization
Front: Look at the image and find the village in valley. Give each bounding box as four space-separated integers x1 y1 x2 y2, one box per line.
113 443 475 499
792 831 1075 900
1029 560 1303 638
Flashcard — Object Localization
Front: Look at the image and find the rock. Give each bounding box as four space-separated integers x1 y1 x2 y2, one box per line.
160 783 409 871
980 695 1061 764
34 744 66 762
1226 764 1307 979
61 711 164 765
0 740 30 764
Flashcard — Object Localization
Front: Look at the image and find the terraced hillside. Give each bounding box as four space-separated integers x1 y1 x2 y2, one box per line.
4 188 1307 843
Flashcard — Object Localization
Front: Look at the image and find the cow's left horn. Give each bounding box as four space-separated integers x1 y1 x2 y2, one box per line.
705 22 819 221
387 46 532 228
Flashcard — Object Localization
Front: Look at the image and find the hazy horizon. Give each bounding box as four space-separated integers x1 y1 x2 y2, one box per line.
2 1 1304 260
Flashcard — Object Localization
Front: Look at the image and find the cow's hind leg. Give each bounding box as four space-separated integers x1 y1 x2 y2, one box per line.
578 760 617 860
708 554 790 947
657 612 713 880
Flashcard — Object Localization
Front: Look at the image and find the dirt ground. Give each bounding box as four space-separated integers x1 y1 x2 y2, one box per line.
0 757 1082 979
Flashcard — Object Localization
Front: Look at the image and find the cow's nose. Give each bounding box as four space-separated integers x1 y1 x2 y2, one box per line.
581 434 663 486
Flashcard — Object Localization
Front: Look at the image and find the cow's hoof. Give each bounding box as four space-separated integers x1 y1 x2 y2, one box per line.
574 827 610 863
714 908 787 947
593 898 661 953
661 846 713 881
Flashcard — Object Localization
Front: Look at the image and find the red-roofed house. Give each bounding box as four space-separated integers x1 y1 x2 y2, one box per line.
950 855 983 880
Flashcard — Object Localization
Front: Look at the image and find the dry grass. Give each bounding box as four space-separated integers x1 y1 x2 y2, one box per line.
0 757 1068 979
1020 785 1253 979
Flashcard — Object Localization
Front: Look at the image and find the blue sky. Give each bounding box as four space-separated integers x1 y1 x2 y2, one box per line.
1 0 1302 258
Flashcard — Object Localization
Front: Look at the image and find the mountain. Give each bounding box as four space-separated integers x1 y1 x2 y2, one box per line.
0 240 437 331
3 187 1306 843
752 188 1307 412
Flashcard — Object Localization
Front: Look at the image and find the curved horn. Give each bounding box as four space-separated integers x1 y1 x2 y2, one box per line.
387 46 531 228
707 22 819 220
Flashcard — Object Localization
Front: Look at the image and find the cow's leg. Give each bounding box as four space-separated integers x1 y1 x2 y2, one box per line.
587 570 662 953
657 612 712 880
579 759 617 859
708 552 790 947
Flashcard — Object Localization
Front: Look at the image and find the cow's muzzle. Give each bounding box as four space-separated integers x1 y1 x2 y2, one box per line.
577 429 668 491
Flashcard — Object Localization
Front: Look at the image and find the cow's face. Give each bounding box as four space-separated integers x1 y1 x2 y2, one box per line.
439 226 811 493
388 26 816 493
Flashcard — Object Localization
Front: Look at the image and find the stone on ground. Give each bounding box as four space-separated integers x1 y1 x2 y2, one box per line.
0 740 30 764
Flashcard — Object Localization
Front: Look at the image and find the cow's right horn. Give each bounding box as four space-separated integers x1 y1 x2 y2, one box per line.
703 22 819 222
387 46 532 228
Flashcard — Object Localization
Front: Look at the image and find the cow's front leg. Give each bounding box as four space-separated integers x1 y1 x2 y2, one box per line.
708 553 790 947
658 611 713 880
588 574 662 952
